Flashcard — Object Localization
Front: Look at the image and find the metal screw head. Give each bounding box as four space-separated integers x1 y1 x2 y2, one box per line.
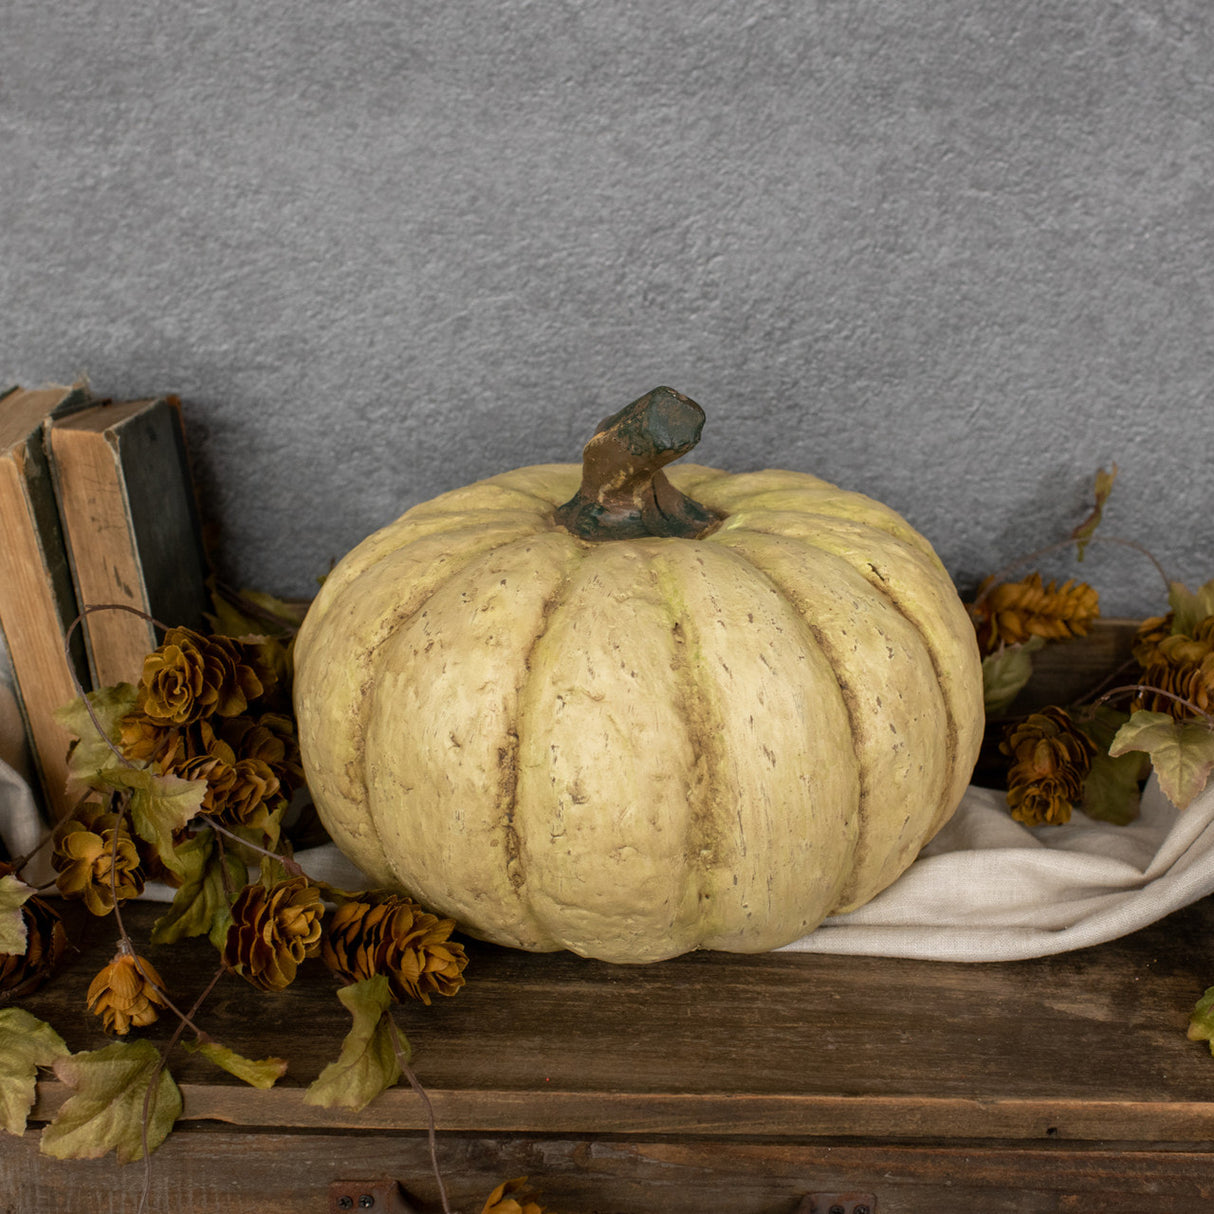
856 1207 871 1214
337 1200 353 1211
358 1198 375 1210
829 1207 845 1214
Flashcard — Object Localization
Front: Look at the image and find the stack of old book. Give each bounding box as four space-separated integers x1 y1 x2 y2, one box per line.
0 382 210 823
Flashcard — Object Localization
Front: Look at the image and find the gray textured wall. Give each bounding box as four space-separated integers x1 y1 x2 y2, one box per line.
3 1 1210 617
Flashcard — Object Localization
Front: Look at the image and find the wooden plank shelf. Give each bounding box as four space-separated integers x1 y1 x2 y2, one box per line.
4 891 1214 1212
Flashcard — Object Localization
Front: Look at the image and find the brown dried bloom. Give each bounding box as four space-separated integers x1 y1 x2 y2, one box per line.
480 1177 547 1214
117 711 186 767
970 573 1100 653
1001 706 1098 827
222 876 324 991
0 876 68 999
51 802 145 915
86 950 170 1034
322 894 468 1005
1132 614 1214 720
138 627 267 726
156 718 282 836
221 713 304 798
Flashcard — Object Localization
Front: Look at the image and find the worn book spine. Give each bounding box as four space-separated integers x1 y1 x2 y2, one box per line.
0 384 93 817
47 396 210 689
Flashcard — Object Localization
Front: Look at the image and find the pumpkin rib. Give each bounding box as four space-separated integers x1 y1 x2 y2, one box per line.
708 527 954 913
647 540 862 952
719 509 982 850
301 507 552 637
361 529 581 951
512 541 709 961
690 471 933 558
296 519 546 886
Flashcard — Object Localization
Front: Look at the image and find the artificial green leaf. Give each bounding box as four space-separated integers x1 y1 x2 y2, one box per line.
1071 464 1117 560
303 976 403 1112
1077 707 1145 825
40 1040 180 1163
0 1008 69 1135
1081 749 1145 825
1108 711 1214 810
1188 987 1214 1054
183 1040 287 1088
106 767 207 879
1168 579 1214 638
53 684 139 789
150 830 247 946
981 637 1046 715
0 874 34 956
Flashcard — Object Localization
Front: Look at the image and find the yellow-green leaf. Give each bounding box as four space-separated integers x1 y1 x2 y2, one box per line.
1168 580 1214 638
303 976 403 1112
53 684 139 789
41 1040 180 1163
1189 987 1214 1054
981 637 1046 715
1072 464 1117 560
183 1040 287 1089
150 830 247 946
0 1009 69 1135
0 874 34 956
208 584 306 638
1108 711 1214 810
107 767 207 879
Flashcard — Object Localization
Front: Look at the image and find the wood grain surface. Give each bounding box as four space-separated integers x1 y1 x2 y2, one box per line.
12 893 1214 1144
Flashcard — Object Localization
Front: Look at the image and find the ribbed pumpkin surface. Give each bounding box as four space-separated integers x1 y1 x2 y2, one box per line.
293 461 983 963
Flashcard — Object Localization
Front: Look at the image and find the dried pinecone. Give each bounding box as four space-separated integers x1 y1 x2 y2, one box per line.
51 801 145 915
222 876 324 991
137 627 271 726
480 1177 547 1214
1132 614 1214 720
86 950 169 1034
322 894 468 1005
0 873 68 999
1001 706 1097 827
970 573 1100 653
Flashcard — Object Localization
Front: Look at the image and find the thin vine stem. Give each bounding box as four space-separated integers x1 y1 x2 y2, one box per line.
62 604 173 772
207 820 305 877
386 1015 452 1214
972 535 1172 607
1092 684 1214 729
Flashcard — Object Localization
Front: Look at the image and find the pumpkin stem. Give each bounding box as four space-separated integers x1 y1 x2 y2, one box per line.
554 387 725 541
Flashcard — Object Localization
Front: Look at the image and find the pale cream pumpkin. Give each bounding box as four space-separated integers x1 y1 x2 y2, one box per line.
294 389 984 963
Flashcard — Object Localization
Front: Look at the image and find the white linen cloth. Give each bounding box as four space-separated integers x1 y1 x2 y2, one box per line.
784 774 1214 960
3 758 1211 962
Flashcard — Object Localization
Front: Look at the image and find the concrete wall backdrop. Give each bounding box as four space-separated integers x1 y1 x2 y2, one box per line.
2 0 1210 616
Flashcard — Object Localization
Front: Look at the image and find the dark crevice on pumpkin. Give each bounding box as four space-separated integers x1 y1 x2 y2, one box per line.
554 386 726 542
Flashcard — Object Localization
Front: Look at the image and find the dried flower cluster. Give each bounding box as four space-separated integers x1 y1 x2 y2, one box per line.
1132 612 1214 720
119 627 302 840
970 573 1100 654
322 894 469 1005
1001 707 1097 827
